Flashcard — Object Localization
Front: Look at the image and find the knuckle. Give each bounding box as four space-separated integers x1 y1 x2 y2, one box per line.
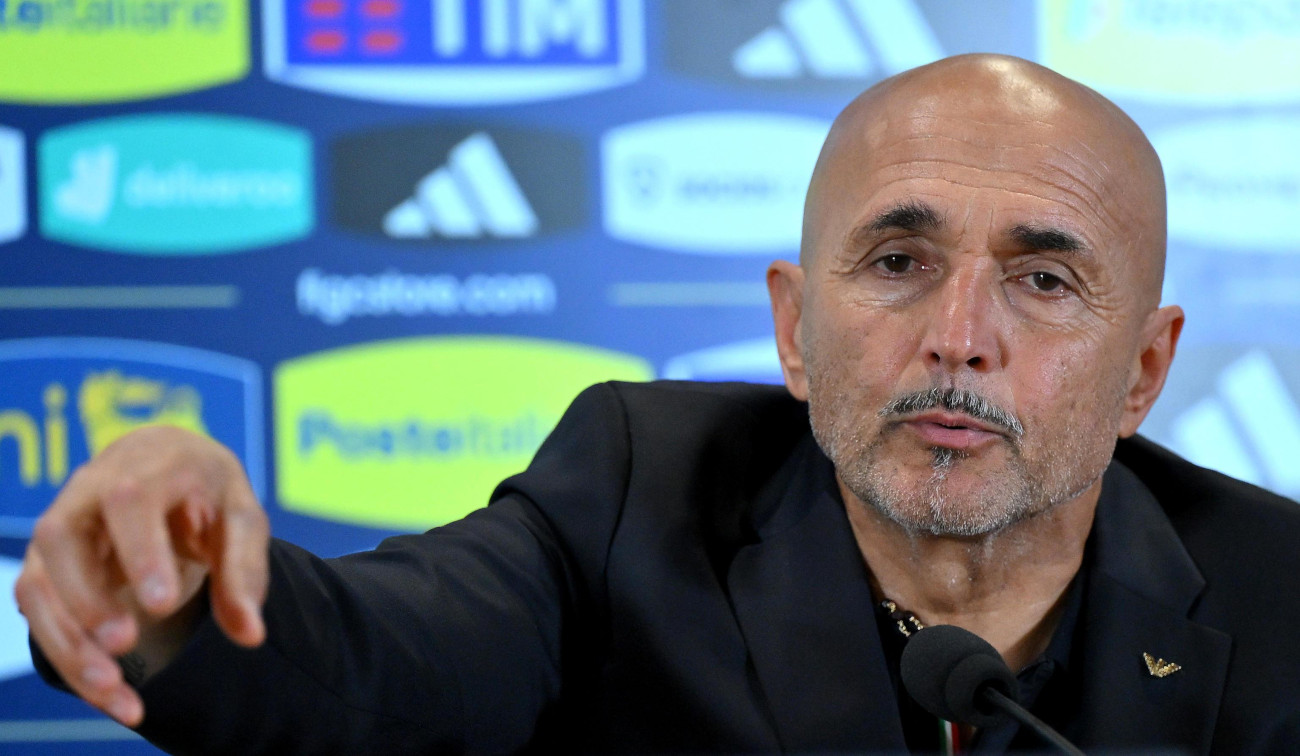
102 476 144 512
231 505 270 536
65 462 95 490
12 569 37 612
30 513 68 546
174 469 210 508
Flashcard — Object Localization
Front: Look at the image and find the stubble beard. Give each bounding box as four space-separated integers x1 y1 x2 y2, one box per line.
805 358 1119 539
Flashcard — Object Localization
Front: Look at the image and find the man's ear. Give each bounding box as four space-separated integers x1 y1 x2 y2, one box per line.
767 260 809 400
1119 304 1185 438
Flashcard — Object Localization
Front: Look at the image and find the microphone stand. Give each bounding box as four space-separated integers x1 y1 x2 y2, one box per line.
981 687 1085 756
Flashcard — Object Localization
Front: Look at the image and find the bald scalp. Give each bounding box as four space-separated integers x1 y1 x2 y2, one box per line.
800 54 1168 311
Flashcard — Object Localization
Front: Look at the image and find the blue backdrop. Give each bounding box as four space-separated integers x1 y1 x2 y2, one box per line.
3 0 1299 751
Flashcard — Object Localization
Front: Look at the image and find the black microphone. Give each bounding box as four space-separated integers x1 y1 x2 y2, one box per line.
900 624 1085 755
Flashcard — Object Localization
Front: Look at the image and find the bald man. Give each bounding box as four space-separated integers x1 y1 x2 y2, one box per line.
18 55 1300 754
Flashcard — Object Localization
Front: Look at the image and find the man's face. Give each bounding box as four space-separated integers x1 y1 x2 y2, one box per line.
783 65 1169 537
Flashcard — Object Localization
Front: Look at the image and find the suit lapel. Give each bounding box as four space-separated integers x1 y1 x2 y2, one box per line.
1067 462 1232 755
725 438 906 753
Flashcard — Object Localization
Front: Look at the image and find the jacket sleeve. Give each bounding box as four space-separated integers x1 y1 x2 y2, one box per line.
54 382 635 754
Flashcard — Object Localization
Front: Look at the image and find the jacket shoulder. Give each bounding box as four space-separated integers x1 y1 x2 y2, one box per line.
1115 435 1300 606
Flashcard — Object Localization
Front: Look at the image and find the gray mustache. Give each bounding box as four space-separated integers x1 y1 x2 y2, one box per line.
878 387 1025 437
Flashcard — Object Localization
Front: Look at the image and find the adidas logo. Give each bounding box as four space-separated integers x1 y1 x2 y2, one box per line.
733 0 942 79
1169 350 1300 496
383 132 538 240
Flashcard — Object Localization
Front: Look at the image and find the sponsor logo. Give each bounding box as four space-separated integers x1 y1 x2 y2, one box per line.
0 554 29 682
0 126 23 243
264 0 645 105
39 114 313 254
1039 0 1300 104
274 336 652 528
384 133 535 239
0 338 264 539
333 125 583 242
1154 116 1300 252
664 0 940 87
0 0 248 104
662 338 784 384
1155 350 1300 497
297 268 557 324
602 112 828 254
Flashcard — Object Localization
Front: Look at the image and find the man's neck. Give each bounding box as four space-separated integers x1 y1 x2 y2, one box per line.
843 480 1101 673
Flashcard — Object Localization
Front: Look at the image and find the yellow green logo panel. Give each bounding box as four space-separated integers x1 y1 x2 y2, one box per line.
274 337 653 530
1038 0 1300 104
0 0 249 104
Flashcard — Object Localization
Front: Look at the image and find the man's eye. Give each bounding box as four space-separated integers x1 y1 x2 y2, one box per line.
875 254 916 274
1026 271 1066 292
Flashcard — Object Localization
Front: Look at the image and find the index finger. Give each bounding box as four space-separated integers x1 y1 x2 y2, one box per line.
198 479 269 648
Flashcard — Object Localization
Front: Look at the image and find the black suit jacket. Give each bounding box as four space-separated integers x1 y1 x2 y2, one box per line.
111 381 1300 753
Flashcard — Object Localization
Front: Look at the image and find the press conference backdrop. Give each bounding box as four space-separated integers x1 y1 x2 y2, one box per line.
1 0 1298 751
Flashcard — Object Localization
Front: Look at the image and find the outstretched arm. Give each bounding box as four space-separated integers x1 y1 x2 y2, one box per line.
14 425 270 726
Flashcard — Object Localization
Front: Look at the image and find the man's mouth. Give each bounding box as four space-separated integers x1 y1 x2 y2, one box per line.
900 411 1006 450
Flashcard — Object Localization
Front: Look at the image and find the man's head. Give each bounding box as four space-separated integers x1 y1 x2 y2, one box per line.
768 54 1184 538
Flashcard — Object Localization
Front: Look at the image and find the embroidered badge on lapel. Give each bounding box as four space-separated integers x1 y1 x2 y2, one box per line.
1143 652 1182 678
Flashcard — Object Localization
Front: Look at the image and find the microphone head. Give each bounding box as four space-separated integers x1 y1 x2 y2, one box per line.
899 624 1017 728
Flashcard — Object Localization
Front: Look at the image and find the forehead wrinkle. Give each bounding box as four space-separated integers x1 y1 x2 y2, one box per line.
867 155 1117 227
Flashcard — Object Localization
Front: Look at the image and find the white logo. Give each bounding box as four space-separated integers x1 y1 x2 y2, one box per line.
0 556 33 682
602 112 828 254
264 0 645 105
383 133 539 240
1154 116 1300 253
733 0 942 79
1168 350 1300 495
662 338 784 384
54 144 117 225
0 127 24 243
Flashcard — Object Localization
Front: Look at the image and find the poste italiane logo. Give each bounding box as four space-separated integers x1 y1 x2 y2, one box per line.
0 126 23 243
602 112 828 254
39 114 313 254
264 0 644 105
0 0 248 104
1154 116 1300 253
274 336 652 529
1038 0 1300 105
0 338 264 540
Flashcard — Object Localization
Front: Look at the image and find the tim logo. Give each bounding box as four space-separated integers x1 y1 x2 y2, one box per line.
665 0 941 87
333 125 585 242
1153 350 1300 499
0 126 23 243
264 0 645 104
0 339 264 540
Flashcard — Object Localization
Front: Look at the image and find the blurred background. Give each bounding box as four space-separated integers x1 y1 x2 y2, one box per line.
3 0 1299 751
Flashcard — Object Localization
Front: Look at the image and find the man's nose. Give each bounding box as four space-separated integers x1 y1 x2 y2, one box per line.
919 265 1005 374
